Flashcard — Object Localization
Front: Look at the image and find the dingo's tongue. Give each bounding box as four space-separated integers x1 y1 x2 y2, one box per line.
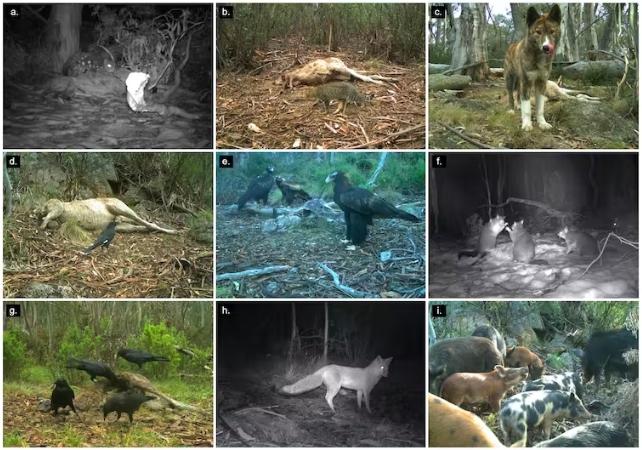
543 43 555 54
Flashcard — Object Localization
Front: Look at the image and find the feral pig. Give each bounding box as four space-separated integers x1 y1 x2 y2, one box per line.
522 372 583 399
440 365 528 412
499 390 591 447
429 337 503 394
429 393 504 447
582 328 638 390
472 324 507 357
534 421 630 447
505 345 544 379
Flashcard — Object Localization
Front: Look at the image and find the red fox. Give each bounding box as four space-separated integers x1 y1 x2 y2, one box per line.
278 355 392 413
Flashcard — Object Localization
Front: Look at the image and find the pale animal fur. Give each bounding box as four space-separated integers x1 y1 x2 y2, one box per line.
38 198 177 234
280 57 384 89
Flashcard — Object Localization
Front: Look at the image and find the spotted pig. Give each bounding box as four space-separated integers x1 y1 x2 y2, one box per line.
499 390 591 447
522 372 583 399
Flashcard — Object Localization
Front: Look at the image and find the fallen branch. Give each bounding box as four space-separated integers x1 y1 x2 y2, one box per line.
316 262 379 298
216 265 290 281
348 124 425 149
105 267 135 285
436 120 498 149
439 61 488 76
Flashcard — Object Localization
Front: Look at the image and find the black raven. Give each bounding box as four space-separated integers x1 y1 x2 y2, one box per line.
66 356 117 382
103 392 156 423
325 170 420 245
117 349 170 369
51 378 80 420
82 221 117 254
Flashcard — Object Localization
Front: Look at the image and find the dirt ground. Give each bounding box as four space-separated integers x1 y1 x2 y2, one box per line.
4 70 212 149
4 388 213 447
215 204 425 298
3 212 213 299
217 358 425 447
216 51 426 149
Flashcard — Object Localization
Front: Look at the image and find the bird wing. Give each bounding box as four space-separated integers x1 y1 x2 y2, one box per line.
338 187 383 215
82 223 116 254
339 187 418 221
238 174 274 205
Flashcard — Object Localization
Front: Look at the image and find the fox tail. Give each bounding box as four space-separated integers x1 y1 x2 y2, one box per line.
278 369 324 395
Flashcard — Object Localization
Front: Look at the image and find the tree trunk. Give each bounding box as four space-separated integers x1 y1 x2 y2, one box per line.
509 4 526 41
450 4 489 81
47 4 83 73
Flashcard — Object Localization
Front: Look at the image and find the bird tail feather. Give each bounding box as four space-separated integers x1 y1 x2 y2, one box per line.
82 244 99 254
66 356 81 368
237 190 255 210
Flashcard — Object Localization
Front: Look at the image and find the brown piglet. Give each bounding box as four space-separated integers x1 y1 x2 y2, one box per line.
439 365 529 412
505 346 545 379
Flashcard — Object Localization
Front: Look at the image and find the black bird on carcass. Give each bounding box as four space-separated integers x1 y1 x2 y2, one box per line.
237 165 275 210
82 221 117 254
51 378 82 422
325 170 420 245
66 356 117 382
117 349 170 369
275 176 312 206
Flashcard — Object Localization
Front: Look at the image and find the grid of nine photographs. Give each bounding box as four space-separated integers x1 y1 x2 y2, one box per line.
1 1 640 449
